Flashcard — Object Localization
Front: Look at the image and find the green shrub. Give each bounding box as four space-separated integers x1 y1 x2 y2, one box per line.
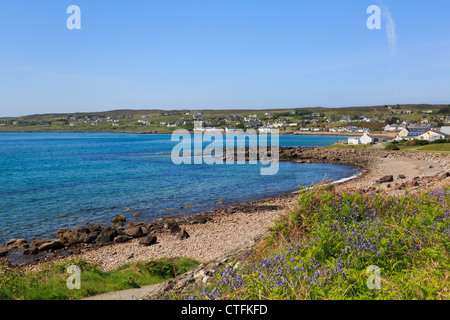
385 144 400 150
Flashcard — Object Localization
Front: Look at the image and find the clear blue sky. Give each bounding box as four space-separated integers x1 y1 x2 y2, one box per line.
1 0 450 117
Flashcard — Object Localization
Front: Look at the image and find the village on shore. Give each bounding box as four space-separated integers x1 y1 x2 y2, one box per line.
1 105 449 145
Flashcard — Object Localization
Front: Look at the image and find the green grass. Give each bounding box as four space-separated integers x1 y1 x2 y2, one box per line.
0 257 200 300
172 187 450 300
323 144 373 150
414 143 450 152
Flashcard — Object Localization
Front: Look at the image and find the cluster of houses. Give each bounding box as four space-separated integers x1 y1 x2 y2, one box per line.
348 124 450 146
394 125 450 142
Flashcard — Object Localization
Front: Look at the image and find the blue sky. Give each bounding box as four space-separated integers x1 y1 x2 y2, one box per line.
1 0 450 117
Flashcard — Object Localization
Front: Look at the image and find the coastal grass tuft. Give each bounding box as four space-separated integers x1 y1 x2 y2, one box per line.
0 257 199 300
173 187 450 300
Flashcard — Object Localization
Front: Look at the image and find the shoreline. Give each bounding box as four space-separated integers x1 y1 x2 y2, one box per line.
2 146 450 274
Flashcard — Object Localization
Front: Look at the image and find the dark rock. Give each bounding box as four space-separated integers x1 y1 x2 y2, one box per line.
178 229 190 240
378 175 394 183
86 224 103 233
5 239 28 250
139 235 157 246
38 240 64 252
86 231 101 243
133 212 143 217
187 215 212 225
96 228 117 243
0 248 8 257
111 214 126 225
56 228 74 243
126 222 146 229
30 239 46 249
398 174 406 179
126 226 146 238
169 223 181 235
23 247 39 255
114 235 132 243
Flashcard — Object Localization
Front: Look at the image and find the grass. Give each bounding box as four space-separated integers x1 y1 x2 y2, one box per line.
386 140 450 153
414 143 450 152
323 144 374 150
0 257 200 300
170 187 450 300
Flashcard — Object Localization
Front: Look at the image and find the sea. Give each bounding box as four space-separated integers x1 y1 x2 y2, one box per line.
0 132 360 245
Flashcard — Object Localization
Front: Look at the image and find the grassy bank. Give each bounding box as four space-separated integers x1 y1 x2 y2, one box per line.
0 257 199 300
172 187 450 300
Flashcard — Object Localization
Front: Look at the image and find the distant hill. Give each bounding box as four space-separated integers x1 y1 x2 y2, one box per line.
0 104 447 134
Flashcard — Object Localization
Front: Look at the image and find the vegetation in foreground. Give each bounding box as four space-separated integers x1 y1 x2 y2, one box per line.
385 139 450 152
0 257 199 300
171 187 450 300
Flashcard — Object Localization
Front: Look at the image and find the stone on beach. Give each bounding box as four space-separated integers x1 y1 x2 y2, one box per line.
114 235 132 243
0 248 8 257
38 240 64 252
139 235 157 246
126 226 147 238
96 227 118 243
178 229 190 240
375 175 394 184
5 239 28 250
111 214 126 227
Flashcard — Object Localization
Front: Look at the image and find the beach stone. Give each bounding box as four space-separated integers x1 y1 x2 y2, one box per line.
5 239 28 250
38 240 64 252
169 223 181 235
70 227 89 244
163 221 175 230
126 226 146 238
96 228 117 243
139 235 157 246
377 175 394 184
0 248 8 257
178 229 190 240
126 222 146 229
114 235 132 243
187 215 212 225
111 214 126 225
86 224 103 233
56 228 74 243
23 247 39 255
30 239 46 249
398 174 406 179
133 212 143 217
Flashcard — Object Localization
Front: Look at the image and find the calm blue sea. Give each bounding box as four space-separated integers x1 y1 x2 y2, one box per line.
0 132 358 244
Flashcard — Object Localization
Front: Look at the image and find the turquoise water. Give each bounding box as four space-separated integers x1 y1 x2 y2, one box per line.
0 132 357 244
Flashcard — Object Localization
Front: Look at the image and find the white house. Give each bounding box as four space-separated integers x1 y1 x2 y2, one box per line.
395 125 433 141
258 127 275 133
348 137 361 145
418 130 448 141
348 132 373 145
